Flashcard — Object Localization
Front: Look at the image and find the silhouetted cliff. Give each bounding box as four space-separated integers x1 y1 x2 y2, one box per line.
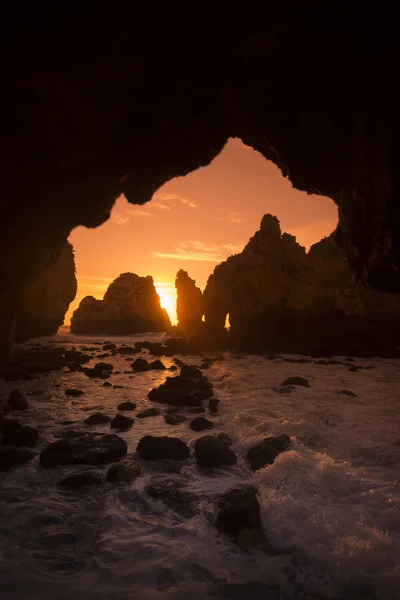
71 273 171 334
203 216 400 356
16 242 77 341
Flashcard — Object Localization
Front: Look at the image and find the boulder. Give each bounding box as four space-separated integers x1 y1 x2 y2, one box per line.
194 435 237 467
208 398 220 412
40 432 127 467
0 446 36 471
281 377 309 387
136 407 161 419
2 418 39 447
246 434 291 471
131 358 151 371
136 435 190 461
180 365 203 379
70 273 171 334
110 414 134 430
65 388 85 397
84 413 111 425
148 374 213 407
117 401 136 411
216 486 261 540
15 240 77 341
107 455 141 483
189 417 214 431
164 414 187 425
7 389 29 410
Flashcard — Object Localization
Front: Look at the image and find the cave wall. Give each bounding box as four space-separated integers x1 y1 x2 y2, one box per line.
16 241 77 341
2 11 400 365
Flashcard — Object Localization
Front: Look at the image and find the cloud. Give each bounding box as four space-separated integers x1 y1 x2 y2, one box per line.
228 211 244 224
152 192 197 209
111 206 151 225
152 240 243 263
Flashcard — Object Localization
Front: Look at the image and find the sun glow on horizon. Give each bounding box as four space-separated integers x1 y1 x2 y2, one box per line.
155 283 178 325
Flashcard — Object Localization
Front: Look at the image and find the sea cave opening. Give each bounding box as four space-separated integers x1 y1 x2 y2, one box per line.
64 137 337 337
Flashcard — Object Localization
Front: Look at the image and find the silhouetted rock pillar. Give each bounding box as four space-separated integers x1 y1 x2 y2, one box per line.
175 270 204 336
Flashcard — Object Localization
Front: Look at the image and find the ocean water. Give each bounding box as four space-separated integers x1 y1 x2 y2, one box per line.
1 333 399 600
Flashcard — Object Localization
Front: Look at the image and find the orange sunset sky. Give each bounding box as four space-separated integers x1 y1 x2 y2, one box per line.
67 138 338 325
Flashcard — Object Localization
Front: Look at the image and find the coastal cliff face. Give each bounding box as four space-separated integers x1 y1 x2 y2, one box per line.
16 242 77 342
70 273 171 334
175 270 203 336
203 216 400 355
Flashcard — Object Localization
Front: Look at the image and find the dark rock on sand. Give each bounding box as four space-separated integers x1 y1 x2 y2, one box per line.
190 417 214 432
136 435 190 461
180 365 203 379
103 343 116 351
246 434 291 471
208 398 219 412
195 435 237 467
164 414 187 425
40 432 127 467
136 407 161 419
58 471 102 489
145 478 198 517
278 386 294 394
84 413 111 425
281 376 309 387
107 455 141 483
110 414 134 430
65 388 85 397
149 360 166 370
117 401 136 411
0 446 37 471
7 389 29 410
2 418 39 447
103 381 112 387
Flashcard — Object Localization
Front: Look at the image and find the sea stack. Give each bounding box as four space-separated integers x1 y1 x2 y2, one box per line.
175 269 204 336
71 273 171 334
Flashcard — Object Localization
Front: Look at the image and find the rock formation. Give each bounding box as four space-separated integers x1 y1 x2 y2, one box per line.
71 273 171 334
203 215 400 355
15 241 77 341
175 270 203 335
2 15 400 365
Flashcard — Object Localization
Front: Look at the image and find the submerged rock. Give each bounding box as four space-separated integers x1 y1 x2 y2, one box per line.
2 418 39 447
246 434 291 471
84 413 111 425
40 433 127 467
0 446 37 471
338 389 357 397
136 407 161 419
216 485 261 542
136 435 190 461
65 388 85 397
107 455 141 483
117 401 136 411
281 376 309 387
189 416 214 431
164 414 187 425
110 413 134 430
131 358 151 371
145 478 199 517
58 471 102 489
7 389 29 410
208 398 220 412
194 435 237 467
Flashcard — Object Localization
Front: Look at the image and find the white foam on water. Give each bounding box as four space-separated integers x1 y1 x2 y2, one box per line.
1 334 399 599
